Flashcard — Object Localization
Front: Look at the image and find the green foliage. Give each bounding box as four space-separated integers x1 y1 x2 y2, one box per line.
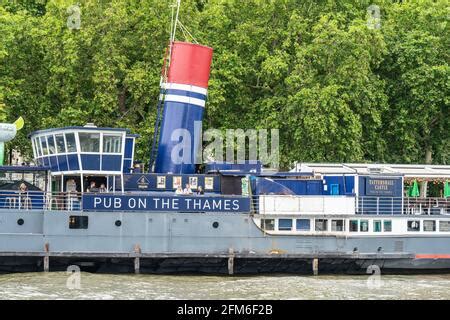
0 0 448 167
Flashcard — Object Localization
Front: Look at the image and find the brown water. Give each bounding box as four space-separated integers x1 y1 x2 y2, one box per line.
1 273 450 300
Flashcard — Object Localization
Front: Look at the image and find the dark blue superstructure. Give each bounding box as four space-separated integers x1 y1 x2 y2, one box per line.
29 126 138 175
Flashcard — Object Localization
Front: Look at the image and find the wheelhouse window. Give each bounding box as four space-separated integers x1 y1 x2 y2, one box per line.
350 220 359 232
374 220 382 232
383 220 392 232
331 219 345 231
296 219 310 231
423 220 436 232
31 139 37 158
103 135 122 153
40 136 48 155
407 220 420 232
79 132 100 152
35 138 42 156
55 134 66 153
278 219 293 231
65 133 77 152
315 219 328 232
47 135 56 155
261 219 275 231
439 221 450 232
360 220 369 232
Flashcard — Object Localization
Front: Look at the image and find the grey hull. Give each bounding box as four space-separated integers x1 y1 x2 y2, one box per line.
1 209 450 274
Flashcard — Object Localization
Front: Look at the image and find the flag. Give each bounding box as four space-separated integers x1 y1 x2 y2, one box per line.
409 180 420 197
445 181 450 198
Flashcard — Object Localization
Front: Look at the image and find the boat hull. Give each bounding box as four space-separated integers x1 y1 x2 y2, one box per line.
1 209 450 274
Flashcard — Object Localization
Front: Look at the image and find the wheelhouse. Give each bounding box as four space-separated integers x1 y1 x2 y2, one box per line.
29 123 138 193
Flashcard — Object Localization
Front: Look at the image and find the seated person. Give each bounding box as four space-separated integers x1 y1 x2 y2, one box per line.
183 183 193 195
175 185 183 195
99 183 107 193
18 182 28 194
86 181 99 193
18 182 30 209
197 186 204 195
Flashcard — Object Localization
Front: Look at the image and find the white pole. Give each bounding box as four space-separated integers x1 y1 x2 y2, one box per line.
171 0 181 43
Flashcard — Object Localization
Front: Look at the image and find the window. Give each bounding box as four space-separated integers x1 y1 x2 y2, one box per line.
350 220 359 232
65 133 77 152
55 134 66 153
40 136 48 155
331 219 345 231
423 220 436 232
439 221 450 232
330 184 340 195
35 138 42 156
315 219 328 232
360 220 369 232
296 219 310 231
374 220 382 232
69 216 88 229
79 133 100 152
261 219 274 231
278 219 293 231
103 135 122 153
47 135 56 155
31 139 37 158
383 220 392 232
407 220 420 232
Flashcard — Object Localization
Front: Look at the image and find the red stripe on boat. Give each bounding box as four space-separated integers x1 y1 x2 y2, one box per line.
415 254 450 259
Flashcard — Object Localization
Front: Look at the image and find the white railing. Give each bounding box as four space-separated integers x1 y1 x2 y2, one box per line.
256 195 450 216
0 191 82 211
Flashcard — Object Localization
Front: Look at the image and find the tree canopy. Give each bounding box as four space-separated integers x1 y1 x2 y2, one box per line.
0 0 448 168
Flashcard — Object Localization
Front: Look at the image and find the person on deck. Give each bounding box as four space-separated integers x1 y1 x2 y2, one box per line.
197 186 204 195
99 183 107 193
183 183 193 195
87 181 98 193
66 179 79 210
175 185 183 195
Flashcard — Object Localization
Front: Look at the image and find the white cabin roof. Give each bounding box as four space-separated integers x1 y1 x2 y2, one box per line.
291 163 450 178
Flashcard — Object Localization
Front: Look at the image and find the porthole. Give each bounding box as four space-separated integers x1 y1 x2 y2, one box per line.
17 218 24 226
212 221 219 229
115 220 122 227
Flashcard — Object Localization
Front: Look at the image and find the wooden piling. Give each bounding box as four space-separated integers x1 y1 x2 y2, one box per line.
44 243 49 272
312 258 319 276
228 248 234 275
134 244 141 274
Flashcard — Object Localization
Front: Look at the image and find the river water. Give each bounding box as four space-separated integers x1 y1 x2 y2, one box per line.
1 273 450 299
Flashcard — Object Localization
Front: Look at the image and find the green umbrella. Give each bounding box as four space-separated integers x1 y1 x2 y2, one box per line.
445 181 450 198
409 180 420 197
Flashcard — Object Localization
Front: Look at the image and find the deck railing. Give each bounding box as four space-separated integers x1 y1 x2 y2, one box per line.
357 196 449 215
0 191 448 215
0 191 83 211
